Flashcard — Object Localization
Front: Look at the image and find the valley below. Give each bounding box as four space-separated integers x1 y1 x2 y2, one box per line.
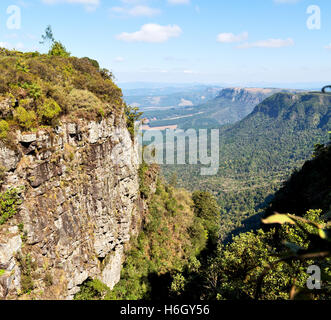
128 87 330 243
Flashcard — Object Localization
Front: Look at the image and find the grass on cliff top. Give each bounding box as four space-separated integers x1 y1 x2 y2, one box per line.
0 47 125 140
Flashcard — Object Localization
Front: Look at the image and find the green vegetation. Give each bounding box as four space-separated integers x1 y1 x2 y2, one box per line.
138 162 150 199
0 28 329 301
0 45 124 138
163 92 331 242
265 141 331 218
0 120 9 139
74 165 220 300
259 210 331 300
185 142 330 300
108 179 209 300
201 210 327 300
192 191 220 247
14 106 37 130
40 25 70 57
43 272 53 288
168 207 329 300
0 187 23 225
74 94 330 301
125 105 143 140
48 41 70 58
16 253 37 294
37 98 61 125
74 279 111 300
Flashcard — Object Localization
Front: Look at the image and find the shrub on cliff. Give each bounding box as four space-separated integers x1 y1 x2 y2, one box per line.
48 41 70 57
67 89 105 119
74 279 111 300
37 98 61 125
14 106 37 131
21 82 42 100
0 187 23 225
0 120 9 139
125 105 143 140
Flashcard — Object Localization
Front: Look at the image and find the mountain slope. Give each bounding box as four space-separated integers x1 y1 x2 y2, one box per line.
219 92 330 174
265 142 331 218
162 91 331 239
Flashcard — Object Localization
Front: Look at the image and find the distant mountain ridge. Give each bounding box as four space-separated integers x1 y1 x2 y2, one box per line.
124 86 221 111
144 87 298 129
216 87 278 104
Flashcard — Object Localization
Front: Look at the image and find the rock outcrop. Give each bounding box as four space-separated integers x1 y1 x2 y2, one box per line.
0 115 144 300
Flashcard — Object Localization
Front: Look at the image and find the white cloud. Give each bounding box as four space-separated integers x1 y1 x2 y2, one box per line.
325 43 331 50
217 32 248 43
116 24 182 43
111 5 160 17
168 0 190 4
237 38 294 48
41 0 99 11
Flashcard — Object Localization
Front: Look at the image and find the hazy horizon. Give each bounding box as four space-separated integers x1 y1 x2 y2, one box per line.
119 81 327 91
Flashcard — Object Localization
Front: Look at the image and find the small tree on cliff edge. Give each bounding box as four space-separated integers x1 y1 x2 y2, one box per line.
40 25 70 57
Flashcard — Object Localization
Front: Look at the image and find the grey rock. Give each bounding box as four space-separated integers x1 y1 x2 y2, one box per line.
0 117 145 300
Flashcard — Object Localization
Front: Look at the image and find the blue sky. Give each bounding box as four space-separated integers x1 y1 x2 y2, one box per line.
0 0 330 87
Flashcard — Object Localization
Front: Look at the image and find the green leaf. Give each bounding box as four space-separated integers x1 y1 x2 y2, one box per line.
262 214 295 225
319 229 331 241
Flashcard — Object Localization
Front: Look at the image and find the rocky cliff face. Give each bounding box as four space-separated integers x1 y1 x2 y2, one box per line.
0 114 145 300
216 88 278 106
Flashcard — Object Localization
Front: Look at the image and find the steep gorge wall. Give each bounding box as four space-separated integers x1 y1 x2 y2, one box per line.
0 114 145 300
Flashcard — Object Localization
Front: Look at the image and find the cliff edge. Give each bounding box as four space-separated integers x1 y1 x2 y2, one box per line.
0 49 146 299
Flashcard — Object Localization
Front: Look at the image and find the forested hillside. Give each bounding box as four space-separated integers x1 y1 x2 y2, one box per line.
162 91 331 240
265 140 331 218
172 141 331 300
